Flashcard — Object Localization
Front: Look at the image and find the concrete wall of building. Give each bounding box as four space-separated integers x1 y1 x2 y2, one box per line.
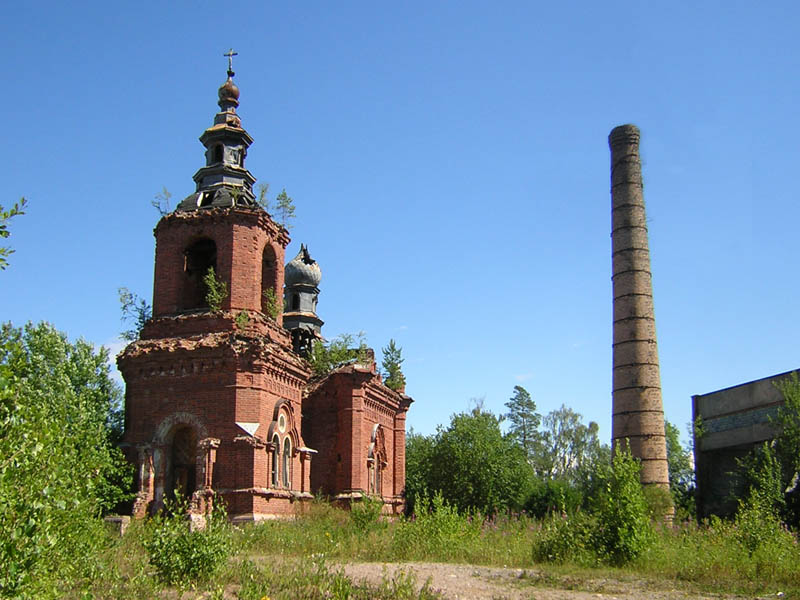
693 369 796 518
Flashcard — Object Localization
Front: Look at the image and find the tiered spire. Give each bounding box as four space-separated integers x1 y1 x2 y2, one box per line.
178 49 257 210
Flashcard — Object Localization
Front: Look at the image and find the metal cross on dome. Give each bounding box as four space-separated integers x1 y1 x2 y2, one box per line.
224 48 238 75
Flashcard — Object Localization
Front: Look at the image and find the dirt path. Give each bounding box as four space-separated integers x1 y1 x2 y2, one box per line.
341 561 755 600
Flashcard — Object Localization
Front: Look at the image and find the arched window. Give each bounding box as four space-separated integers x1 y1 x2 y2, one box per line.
271 434 280 488
213 145 223 164
261 245 278 316
282 437 291 488
182 239 217 310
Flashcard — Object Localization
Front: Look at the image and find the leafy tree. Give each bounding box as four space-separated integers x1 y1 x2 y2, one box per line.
592 446 654 565
536 405 606 483
403 428 435 516
0 197 26 270
308 332 370 376
504 385 541 463
118 287 152 341
275 188 296 229
381 339 406 391
774 373 800 526
0 322 133 596
665 420 695 517
735 441 785 517
425 407 533 514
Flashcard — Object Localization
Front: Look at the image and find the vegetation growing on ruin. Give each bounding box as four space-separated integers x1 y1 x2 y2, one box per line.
308 331 371 376
381 338 406 391
203 266 228 312
262 287 280 319
118 287 152 341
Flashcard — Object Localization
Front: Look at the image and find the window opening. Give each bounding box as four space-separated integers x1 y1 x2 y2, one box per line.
213 145 223 164
271 435 280 488
182 239 217 310
282 437 291 488
261 246 277 315
291 294 300 311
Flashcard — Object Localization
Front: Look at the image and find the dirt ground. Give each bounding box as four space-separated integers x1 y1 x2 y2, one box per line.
340 561 771 600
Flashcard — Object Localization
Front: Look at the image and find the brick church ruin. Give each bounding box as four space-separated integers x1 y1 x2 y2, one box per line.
118 59 412 521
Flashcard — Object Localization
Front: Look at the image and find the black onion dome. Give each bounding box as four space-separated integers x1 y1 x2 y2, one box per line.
285 245 322 287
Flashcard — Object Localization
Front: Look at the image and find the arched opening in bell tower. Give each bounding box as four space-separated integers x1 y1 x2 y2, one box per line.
261 244 278 315
182 238 217 310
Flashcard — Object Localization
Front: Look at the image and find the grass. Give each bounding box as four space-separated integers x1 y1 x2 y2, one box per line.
51 498 800 599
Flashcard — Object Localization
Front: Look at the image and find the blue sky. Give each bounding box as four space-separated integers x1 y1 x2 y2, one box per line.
2 1 798 443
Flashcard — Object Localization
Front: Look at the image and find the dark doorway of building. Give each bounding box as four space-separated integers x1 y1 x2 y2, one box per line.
169 426 197 499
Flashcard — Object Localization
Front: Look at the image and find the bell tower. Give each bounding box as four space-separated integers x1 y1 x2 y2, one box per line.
119 54 315 520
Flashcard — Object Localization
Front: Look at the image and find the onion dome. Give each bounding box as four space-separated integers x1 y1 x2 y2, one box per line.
285 245 322 287
218 76 240 109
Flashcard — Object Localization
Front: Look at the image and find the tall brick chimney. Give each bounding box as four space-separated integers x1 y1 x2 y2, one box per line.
609 124 670 491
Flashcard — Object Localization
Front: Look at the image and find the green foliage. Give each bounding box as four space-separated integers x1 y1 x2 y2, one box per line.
350 495 384 531
236 554 442 600
275 188 296 229
424 408 534 515
0 197 26 270
256 182 271 212
118 286 152 341
525 478 583 518
403 429 435 517
504 385 541 463
142 494 233 585
308 332 370 376
203 266 228 312
531 511 597 565
262 287 280 319
393 492 482 559
235 309 250 329
381 338 406 391
735 441 785 517
665 420 695 518
536 405 606 483
734 486 787 556
773 372 800 525
0 322 133 597
151 186 172 216
592 447 654 565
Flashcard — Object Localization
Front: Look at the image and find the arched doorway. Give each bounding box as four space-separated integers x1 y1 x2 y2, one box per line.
169 426 197 499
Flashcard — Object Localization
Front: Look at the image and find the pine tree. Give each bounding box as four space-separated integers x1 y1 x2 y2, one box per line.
381 339 406 392
275 188 296 229
504 385 541 464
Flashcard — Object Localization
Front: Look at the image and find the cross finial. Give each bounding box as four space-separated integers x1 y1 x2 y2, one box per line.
224 48 238 76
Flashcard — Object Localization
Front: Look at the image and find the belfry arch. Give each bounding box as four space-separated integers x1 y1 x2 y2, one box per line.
182 238 217 310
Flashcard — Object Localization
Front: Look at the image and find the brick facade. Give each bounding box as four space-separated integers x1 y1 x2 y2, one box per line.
118 67 412 521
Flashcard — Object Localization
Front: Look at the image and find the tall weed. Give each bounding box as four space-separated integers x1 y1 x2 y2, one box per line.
142 494 232 585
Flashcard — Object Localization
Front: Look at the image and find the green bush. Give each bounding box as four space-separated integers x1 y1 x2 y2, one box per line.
350 495 384 531
142 494 232 585
531 511 597 565
525 478 583 518
393 492 480 559
592 447 654 565
0 322 133 598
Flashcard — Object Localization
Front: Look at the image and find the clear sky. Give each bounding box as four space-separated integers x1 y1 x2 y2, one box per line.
2 1 798 443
